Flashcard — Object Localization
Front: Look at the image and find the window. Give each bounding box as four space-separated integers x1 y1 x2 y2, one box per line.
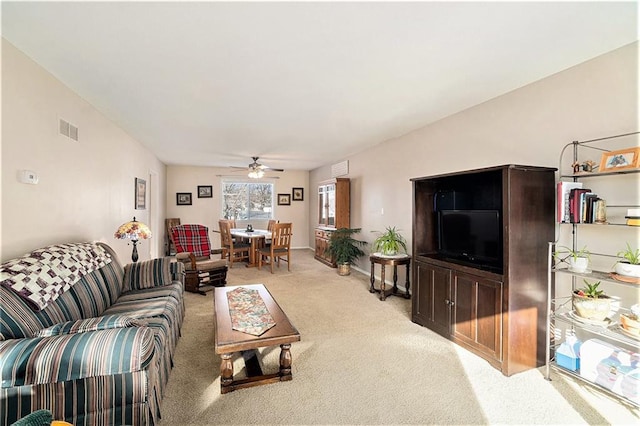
222 180 274 220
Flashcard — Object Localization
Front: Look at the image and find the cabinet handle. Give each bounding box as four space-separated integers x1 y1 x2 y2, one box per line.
444 299 455 307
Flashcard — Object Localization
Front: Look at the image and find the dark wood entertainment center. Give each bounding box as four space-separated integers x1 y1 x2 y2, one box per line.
411 164 556 376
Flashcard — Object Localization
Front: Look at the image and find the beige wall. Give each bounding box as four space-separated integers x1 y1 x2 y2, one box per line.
311 41 639 275
1 39 167 263
166 166 309 250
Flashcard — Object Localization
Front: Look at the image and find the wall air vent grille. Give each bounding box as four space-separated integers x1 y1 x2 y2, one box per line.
59 118 79 141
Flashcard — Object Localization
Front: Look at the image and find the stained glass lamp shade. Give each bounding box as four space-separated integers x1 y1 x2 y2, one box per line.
114 217 152 262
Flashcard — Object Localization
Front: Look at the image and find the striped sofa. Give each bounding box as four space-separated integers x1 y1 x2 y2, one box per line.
0 242 185 426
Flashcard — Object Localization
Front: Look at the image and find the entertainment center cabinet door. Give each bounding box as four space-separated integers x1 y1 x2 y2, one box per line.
412 260 450 337
451 272 503 365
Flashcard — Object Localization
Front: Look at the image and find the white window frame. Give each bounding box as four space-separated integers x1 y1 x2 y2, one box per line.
220 177 275 221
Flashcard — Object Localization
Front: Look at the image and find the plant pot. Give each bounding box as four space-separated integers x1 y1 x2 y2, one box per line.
615 261 640 278
569 256 589 273
620 313 640 337
382 249 397 256
337 263 351 276
572 293 611 321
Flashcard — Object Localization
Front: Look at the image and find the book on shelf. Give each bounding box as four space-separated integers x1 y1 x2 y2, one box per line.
557 182 583 223
569 188 592 223
626 216 640 226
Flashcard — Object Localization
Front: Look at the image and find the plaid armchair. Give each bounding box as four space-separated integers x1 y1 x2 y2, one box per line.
170 224 228 295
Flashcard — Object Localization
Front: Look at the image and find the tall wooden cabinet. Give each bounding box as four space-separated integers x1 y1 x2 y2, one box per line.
315 178 350 267
411 164 556 376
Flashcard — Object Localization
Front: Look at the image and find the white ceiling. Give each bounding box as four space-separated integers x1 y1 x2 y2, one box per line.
2 1 638 171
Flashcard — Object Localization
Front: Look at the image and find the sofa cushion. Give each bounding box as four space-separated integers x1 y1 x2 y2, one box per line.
35 315 143 338
123 257 173 292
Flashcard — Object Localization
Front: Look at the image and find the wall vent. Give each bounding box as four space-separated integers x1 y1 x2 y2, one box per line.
59 118 79 141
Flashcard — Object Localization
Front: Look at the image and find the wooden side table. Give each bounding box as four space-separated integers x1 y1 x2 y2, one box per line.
369 253 411 301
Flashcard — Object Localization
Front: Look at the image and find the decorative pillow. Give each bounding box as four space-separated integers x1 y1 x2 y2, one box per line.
35 314 143 337
123 257 172 292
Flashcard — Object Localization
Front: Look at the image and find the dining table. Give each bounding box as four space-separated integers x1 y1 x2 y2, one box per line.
230 228 271 267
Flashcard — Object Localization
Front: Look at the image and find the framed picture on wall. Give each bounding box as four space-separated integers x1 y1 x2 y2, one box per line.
277 193 291 206
176 192 192 206
135 178 146 210
198 185 213 198
292 187 304 201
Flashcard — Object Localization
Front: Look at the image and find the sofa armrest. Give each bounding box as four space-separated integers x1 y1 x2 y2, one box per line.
123 257 174 291
170 257 186 281
0 327 155 388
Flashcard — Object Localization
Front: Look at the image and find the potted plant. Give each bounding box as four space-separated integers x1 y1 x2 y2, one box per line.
553 245 590 273
572 280 611 321
372 226 408 256
326 228 367 276
614 242 640 278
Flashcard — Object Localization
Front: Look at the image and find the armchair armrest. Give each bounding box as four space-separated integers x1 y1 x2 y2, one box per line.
0 327 155 388
175 252 197 271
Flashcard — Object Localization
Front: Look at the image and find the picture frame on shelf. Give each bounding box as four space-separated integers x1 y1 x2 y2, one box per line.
197 185 213 198
277 193 291 206
292 187 304 201
599 147 640 172
176 192 192 206
135 177 146 210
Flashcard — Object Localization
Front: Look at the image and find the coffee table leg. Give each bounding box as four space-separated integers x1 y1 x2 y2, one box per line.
392 265 399 294
279 344 293 380
220 353 234 391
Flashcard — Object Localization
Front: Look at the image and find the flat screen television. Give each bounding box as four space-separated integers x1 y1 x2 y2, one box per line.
438 210 502 271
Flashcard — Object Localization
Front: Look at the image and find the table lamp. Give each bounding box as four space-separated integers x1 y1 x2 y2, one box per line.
114 217 152 262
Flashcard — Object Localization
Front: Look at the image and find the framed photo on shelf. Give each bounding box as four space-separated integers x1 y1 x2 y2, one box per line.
599 147 640 172
292 187 304 201
135 178 146 210
197 185 213 198
176 192 192 206
277 193 291 206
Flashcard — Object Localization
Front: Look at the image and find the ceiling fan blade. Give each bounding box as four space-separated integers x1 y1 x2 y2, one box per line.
264 167 285 172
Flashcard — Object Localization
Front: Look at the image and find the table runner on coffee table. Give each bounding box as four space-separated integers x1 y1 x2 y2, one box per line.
226 287 276 336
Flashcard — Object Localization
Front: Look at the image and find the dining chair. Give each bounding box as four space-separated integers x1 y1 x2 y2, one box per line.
264 219 278 247
218 220 250 268
257 222 292 273
170 224 228 295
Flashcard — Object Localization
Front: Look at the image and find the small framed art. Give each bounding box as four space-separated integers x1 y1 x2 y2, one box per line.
176 192 192 206
599 147 640 172
198 185 213 198
135 178 146 210
292 187 304 201
277 193 291 206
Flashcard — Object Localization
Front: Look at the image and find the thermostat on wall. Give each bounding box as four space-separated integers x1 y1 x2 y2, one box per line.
18 170 39 184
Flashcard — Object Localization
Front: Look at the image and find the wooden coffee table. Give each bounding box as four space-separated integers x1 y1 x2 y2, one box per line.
213 284 300 393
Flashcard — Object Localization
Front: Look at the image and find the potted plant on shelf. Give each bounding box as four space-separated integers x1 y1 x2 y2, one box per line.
553 245 590 273
326 228 367 276
372 226 408 256
572 280 611 321
614 242 640 278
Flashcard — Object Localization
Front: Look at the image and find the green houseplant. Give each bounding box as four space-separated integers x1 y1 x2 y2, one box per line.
572 280 611 321
326 228 367 276
614 242 640 278
553 245 590 273
372 226 407 256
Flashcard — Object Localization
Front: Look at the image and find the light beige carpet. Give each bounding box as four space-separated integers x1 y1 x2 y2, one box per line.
159 249 638 425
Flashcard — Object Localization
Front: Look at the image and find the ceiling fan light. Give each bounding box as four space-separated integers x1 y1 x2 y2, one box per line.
248 169 264 179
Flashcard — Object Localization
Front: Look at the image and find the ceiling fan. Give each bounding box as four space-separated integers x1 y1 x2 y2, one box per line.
232 156 285 178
